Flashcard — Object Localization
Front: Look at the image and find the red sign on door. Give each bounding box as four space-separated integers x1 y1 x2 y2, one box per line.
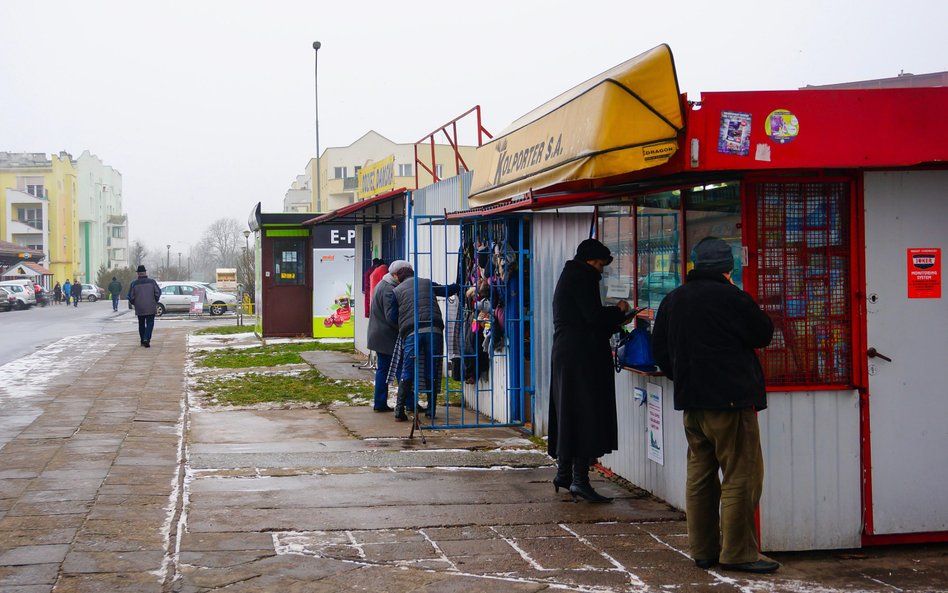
907 248 941 299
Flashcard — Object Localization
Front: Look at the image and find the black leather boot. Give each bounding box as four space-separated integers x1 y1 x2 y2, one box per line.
394 381 410 422
553 457 572 493
569 458 613 503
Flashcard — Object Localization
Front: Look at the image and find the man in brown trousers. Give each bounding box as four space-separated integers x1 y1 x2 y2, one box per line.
652 237 778 574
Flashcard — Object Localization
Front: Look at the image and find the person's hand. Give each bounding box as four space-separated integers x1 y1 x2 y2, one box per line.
616 299 630 313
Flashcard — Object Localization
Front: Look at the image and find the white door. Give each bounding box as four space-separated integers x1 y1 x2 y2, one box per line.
864 170 948 535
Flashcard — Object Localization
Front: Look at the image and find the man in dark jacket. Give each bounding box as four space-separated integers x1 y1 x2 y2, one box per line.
548 238 630 503
652 237 777 574
127 265 162 347
366 260 407 412
389 265 459 421
108 277 123 312
71 280 82 307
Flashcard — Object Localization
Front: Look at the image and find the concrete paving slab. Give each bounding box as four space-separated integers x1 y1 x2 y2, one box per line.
299 350 374 382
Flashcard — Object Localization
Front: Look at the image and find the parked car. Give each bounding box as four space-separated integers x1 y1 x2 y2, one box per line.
156 282 238 316
81 284 105 302
0 280 36 308
0 286 16 312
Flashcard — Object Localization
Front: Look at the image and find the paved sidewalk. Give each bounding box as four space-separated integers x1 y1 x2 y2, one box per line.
1 328 946 592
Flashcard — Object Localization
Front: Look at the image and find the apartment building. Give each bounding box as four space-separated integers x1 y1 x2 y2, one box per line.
76 150 128 278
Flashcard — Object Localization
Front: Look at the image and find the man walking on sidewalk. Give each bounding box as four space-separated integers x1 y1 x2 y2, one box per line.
71 280 82 307
652 237 777 574
108 276 123 312
128 265 161 347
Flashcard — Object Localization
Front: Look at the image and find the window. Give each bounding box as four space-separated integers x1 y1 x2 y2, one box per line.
752 181 852 387
111 227 125 238
398 163 413 177
684 183 743 289
26 184 44 198
381 220 405 262
274 239 306 285
334 166 347 179
636 191 682 310
161 285 179 295
361 226 373 293
112 248 125 260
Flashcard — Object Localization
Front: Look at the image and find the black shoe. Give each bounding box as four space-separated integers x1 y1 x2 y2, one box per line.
553 475 571 493
568 482 613 503
694 558 718 570
394 411 408 422
720 560 780 574
373 404 393 412
143 341 150 348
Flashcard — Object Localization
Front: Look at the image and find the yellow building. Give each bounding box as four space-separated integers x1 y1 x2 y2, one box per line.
292 131 477 213
0 152 80 282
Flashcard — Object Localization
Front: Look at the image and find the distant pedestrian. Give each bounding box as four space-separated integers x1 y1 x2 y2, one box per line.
63 279 71 305
652 237 778 574
71 280 82 307
53 282 62 304
108 276 123 312
128 265 161 347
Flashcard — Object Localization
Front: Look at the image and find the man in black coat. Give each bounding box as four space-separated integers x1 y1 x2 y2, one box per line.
652 237 777 574
548 238 630 503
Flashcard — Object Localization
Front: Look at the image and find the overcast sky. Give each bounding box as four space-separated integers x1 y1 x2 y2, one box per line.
1 0 944 252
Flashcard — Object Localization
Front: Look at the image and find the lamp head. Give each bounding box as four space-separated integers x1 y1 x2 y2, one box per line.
243 230 251 239
312 41 321 51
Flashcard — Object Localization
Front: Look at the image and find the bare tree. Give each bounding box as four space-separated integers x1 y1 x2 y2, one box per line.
130 241 147 268
202 218 243 270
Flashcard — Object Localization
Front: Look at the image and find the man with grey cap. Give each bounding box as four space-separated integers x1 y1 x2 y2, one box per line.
366 260 410 412
652 237 777 574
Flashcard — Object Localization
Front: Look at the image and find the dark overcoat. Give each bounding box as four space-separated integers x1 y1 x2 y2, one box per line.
547 259 626 460
652 269 774 411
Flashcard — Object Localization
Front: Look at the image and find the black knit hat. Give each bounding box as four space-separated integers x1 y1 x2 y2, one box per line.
692 237 733 273
575 239 613 265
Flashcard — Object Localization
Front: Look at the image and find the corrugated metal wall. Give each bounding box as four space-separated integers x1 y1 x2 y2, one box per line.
759 390 862 550
531 211 595 436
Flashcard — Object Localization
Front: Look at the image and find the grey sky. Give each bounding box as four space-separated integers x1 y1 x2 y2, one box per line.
1 0 944 252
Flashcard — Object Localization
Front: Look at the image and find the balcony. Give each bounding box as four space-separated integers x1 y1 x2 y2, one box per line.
343 176 358 190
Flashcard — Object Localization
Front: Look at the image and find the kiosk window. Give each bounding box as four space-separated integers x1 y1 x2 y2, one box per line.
753 181 852 387
636 191 681 311
274 240 305 285
684 183 743 289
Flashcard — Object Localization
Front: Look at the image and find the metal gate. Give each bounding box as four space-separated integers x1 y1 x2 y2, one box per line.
408 214 533 433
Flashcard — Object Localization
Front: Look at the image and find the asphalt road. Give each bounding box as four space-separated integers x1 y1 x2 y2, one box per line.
0 298 240 367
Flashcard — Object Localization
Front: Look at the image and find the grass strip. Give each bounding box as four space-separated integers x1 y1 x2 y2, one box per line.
198 369 371 406
196 341 355 368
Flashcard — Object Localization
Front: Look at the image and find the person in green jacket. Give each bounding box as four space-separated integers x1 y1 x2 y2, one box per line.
108 277 123 312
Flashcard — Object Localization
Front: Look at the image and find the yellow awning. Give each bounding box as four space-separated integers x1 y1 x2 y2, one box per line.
469 44 684 207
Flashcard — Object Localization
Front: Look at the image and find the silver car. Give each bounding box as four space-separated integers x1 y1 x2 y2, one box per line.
81 284 105 302
156 282 238 316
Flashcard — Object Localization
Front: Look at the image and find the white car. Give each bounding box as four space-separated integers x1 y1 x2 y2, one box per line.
81 284 105 302
156 281 238 316
0 280 36 308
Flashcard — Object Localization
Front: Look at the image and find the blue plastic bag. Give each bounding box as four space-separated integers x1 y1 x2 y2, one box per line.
616 326 657 372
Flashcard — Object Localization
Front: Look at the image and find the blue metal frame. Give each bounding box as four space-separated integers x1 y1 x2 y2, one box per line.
409 213 533 431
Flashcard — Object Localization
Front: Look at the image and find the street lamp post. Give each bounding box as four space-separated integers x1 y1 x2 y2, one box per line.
243 229 251 252
166 244 171 273
313 41 322 212
178 252 182 277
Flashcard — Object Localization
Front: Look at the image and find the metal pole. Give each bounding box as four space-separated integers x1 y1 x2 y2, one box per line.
313 41 322 212
166 244 170 272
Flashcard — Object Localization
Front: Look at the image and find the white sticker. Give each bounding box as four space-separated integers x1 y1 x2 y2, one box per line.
755 143 772 162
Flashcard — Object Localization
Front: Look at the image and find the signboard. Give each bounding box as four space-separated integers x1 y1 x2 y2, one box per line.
190 287 205 315
357 155 395 200
312 225 356 249
216 268 237 292
907 248 941 299
646 382 664 465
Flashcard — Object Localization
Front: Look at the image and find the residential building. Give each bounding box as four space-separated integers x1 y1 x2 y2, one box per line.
0 151 80 281
290 130 476 213
75 150 128 278
283 174 312 213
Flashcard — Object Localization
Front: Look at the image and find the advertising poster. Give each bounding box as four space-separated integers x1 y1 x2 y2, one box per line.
647 382 664 465
312 225 356 337
907 248 941 298
765 109 800 144
718 111 752 156
190 287 205 315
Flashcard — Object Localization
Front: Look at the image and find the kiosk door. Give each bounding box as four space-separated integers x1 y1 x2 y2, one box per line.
864 171 948 536
264 238 312 336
